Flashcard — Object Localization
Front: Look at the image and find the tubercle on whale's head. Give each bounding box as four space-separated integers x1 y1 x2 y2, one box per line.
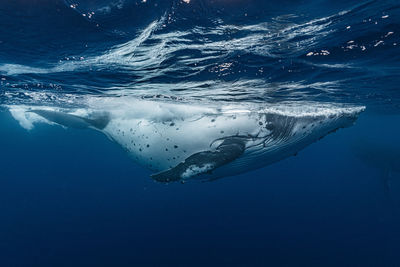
329 105 365 128
263 105 365 138
299 105 365 143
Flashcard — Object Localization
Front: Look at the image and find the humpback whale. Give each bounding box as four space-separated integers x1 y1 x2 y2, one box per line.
353 139 400 202
7 98 364 182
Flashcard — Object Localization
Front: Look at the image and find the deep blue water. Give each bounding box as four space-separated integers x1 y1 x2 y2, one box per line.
1 0 400 266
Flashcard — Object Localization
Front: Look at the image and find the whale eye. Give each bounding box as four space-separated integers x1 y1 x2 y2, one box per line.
266 124 275 131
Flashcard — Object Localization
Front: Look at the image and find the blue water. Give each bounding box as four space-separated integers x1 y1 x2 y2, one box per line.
1 0 400 266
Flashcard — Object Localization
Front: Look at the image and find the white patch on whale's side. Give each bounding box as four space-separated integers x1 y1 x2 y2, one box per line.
6 97 365 182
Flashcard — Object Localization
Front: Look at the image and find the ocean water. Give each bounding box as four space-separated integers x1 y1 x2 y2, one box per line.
1 0 400 266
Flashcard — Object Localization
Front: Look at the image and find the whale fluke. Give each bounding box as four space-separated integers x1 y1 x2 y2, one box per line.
151 138 246 182
30 110 110 130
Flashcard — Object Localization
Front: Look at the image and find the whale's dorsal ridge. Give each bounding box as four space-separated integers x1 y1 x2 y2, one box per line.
30 110 110 130
83 112 110 130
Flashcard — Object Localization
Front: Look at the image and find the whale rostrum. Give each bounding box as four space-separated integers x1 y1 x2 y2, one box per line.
7 98 365 182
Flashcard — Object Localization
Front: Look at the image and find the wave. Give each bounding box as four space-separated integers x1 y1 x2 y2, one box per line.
0 0 399 112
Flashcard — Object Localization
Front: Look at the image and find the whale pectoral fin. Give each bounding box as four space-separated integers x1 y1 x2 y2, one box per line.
30 110 109 130
151 138 245 183
151 151 218 183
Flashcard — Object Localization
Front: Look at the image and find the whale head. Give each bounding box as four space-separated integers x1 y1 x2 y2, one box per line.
189 104 365 181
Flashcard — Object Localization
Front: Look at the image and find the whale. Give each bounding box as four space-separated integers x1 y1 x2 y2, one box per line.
7 97 365 182
353 138 400 202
